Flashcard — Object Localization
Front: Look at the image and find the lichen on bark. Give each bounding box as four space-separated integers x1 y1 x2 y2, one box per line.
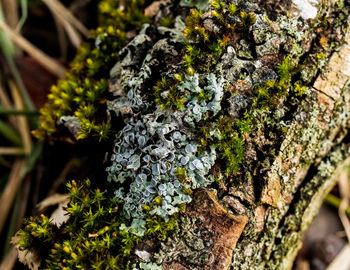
15 0 350 269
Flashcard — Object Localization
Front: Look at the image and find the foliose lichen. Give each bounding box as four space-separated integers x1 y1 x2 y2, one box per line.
106 72 223 234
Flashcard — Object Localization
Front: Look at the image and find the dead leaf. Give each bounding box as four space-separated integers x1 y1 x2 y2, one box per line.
37 193 70 227
11 235 41 270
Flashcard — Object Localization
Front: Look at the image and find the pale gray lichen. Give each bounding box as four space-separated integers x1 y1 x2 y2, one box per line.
106 73 224 235
136 262 162 270
181 73 224 127
105 0 314 239
157 16 186 41
109 24 153 97
179 0 209 10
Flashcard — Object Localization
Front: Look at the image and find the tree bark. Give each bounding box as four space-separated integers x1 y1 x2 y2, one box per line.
15 1 350 270
104 0 350 269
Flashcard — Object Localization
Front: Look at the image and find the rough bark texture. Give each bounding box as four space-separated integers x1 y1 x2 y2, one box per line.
102 0 350 269
64 0 350 269
107 1 350 270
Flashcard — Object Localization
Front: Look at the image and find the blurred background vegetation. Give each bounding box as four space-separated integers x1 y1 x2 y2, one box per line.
0 1 106 268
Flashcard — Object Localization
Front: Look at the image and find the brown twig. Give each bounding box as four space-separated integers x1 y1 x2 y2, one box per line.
0 20 66 78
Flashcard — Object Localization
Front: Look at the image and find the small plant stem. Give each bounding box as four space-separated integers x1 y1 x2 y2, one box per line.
324 193 350 217
0 83 18 128
0 107 38 116
9 80 32 154
0 119 22 146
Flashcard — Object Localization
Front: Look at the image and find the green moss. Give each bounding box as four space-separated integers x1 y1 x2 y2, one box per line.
33 0 150 141
18 179 177 269
238 11 256 30
154 77 186 110
227 3 238 15
215 116 245 174
160 16 173 27
175 167 188 184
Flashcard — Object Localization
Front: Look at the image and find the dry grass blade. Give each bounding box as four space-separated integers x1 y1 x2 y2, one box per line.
338 169 350 241
0 119 22 146
53 13 67 59
37 193 70 211
0 82 18 128
37 193 70 227
0 247 18 270
2 0 19 31
0 158 26 234
2 0 23 57
0 82 13 108
327 168 350 270
42 0 89 37
9 80 32 154
326 245 350 270
0 147 25 155
49 10 82 48
0 20 66 78
56 14 81 48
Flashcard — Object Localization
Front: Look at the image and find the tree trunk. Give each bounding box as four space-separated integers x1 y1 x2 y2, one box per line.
107 1 350 269
15 0 350 269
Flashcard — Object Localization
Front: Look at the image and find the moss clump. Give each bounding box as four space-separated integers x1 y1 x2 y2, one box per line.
154 77 186 110
253 57 306 110
215 116 245 174
182 3 241 72
18 180 177 269
33 0 150 141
